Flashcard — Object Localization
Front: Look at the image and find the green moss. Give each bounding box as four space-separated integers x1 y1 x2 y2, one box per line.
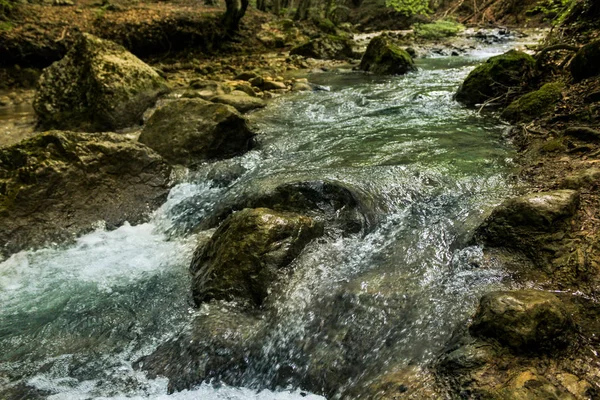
456 50 536 107
360 35 415 75
413 19 464 40
540 138 566 153
501 82 563 122
525 0 574 23
312 17 336 34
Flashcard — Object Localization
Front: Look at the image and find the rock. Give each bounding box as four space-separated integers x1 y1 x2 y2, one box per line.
248 76 265 88
0 131 172 259
234 71 258 81
501 82 563 122
33 33 168 132
210 94 266 113
570 39 600 82
292 82 312 92
139 303 263 393
474 190 579 248
560 168 600 189
469 290 572 351
563 126 600 142
262 81 287 91
496 370 576 400
0 96 10 107
359 35 416 75
190 208 323 307
232 82 256 97
455 50 535 107
138 98 255 166
289 35 355 60
189 79 230 94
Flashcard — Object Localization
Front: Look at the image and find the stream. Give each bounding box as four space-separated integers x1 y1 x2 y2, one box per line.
1 40 531 399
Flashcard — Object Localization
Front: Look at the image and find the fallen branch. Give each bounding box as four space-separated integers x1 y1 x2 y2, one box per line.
534 43 580 69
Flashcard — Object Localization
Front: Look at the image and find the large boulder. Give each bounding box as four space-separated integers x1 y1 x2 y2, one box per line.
289 35 355 60
34 33 168 132
359 35 416 75
191 208 323 307
0 131 172 259
455 50 535 107
570 39 600 82
138 98 255 166
469 290 572 351
474 190 579 249
210 93 266 113
501 82 563 122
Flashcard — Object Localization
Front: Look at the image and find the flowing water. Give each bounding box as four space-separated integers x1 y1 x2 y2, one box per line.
1 42 530 399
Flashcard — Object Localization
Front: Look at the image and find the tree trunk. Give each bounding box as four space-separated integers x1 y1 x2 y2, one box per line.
257 0 266 12
294 0 311 20
272 0 281 16
223 0 249 33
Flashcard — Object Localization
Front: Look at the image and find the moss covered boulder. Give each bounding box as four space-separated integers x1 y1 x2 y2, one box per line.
290 35 355 60
570 40 600 82
138 98 255 166
191 208 323 307
0 131 172 259
34 33 168 132
359 35 416 75
474 190 579 250
469 290 572 351
501 82 563 122
455 50 535 107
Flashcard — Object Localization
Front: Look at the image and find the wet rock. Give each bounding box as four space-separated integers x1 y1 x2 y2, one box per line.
560 168 600 189
501 82 563 122
0 131 172 259
138 98 255 166
234 71 259 81
496 370 576 400
262 81 287 91
189 79 231 94
469 290 572 351
248 76 265 88
210 94 266 113
563 126 600 142
289 35 355 60
34 33 168 132
201 179 382 235
139 304 263 393
190 208 323 307
474 190 579 249
455 50 535 107
570 39 600 82
232 82 257 97
359 35 416 75
292 82 312 92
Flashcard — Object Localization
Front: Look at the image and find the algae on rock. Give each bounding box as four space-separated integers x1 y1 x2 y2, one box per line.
455 50 535 107
34 33 168 132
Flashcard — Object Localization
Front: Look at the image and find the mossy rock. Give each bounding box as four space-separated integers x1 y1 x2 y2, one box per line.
289 35 355 60
413 20 465 40
359 35 416 75
138 98 255 166
470 290 572 351
210 93 266 113
570 39 600 82
190 208 324 307
501 82 563 122
0 131 171 259
34 33 168 132
455 50 535 107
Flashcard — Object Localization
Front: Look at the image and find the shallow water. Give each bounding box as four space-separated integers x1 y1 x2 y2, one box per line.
1 44 526 399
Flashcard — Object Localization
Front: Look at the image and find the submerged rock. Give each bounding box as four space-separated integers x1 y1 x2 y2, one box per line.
474 190 579 249
139 304 263 393
455 50 535 107
469 290 572 351
210 93 266 113
190 208 323 307
138 98 255 166
360 35 416 75
0 131 171 259
34 33 168 132
289 35 355 60
570 39 600 82
501 82 563 122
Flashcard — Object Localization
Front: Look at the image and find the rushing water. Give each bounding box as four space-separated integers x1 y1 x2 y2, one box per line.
1 44 526 399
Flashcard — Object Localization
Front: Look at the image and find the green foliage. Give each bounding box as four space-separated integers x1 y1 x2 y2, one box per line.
525 0 575 23
384 0 430 16
0 0 14 19
0 20 13 30
413 19 465 40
